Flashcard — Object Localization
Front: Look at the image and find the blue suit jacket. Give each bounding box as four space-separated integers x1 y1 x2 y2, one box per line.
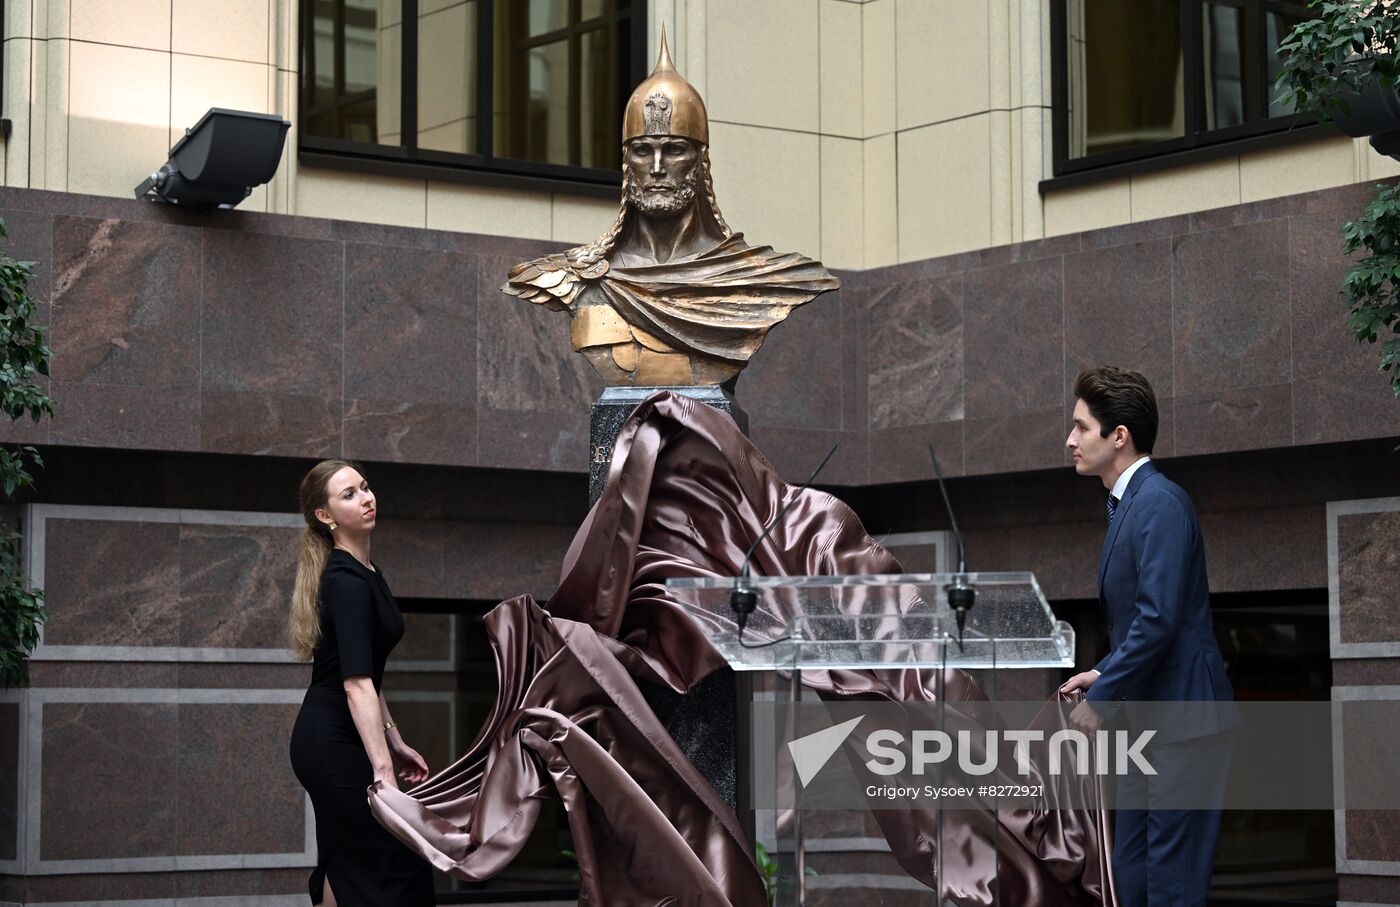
1083 461 1238 741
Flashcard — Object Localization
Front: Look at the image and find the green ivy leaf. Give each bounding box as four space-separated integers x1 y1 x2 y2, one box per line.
0 216 52 688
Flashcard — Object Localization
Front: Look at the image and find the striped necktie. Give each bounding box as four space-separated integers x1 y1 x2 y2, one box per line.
1106 494 1119 527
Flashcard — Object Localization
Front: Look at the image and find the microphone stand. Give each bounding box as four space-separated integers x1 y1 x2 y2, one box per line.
928 444 975 650
730 443 839 648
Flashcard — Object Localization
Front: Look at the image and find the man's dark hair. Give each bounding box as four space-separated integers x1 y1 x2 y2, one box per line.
1073 367 1158 454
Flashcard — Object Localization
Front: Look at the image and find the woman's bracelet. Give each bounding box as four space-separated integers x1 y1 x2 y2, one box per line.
383 719 396 732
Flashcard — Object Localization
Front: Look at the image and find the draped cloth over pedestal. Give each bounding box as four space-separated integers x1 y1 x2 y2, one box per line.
367 391 1119 906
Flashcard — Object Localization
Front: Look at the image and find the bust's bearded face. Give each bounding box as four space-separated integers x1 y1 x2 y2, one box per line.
624 136 701 218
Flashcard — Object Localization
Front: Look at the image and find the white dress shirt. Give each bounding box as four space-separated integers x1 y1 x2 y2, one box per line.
1111 454 1152 503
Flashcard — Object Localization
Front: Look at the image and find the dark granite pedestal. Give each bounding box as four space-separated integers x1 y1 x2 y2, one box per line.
589 385 748 503
589 385 748 815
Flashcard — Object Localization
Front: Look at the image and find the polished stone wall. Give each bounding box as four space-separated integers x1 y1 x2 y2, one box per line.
1330 497 1400 903
0 505 310 902
1 181 1397 491
853 182 1400 485
40 517 296 653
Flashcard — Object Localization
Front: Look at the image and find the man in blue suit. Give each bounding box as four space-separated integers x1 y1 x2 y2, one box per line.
1058 366 1236 907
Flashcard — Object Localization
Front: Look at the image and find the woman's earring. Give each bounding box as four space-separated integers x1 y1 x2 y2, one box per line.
328 520 338 531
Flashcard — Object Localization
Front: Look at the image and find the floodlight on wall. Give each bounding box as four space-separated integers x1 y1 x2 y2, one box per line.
135 108 290 210
1330 74 1400 160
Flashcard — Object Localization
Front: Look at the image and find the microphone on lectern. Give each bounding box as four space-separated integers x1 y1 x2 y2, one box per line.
730 443 839 646
928 443 975 649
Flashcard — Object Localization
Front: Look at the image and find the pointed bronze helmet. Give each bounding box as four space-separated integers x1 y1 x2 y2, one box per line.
621 27 708 145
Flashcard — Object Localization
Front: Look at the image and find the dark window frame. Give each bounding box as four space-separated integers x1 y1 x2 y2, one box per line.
297 0 648 196
0 2 10 138
1046 0 1326 190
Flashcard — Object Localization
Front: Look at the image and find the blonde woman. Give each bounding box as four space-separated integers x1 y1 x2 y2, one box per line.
287 459 434 906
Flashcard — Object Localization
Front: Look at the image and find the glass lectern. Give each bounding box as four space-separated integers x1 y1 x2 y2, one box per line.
665 572 1075 906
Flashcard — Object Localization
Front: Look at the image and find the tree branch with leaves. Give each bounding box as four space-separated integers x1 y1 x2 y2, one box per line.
0 219 52 688
1276 0 1400 397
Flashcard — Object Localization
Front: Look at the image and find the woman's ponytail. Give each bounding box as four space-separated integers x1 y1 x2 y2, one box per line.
289 459 355 660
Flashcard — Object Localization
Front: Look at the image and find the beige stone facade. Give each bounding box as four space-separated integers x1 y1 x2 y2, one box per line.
2 0 1394 269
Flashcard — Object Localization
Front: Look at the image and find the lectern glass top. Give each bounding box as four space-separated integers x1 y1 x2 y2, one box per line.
664 572 1074 670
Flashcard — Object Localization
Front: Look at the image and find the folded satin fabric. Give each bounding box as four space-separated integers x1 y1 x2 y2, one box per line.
368 390 1117 906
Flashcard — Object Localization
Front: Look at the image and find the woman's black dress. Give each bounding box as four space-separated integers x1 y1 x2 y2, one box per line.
289 549 435 906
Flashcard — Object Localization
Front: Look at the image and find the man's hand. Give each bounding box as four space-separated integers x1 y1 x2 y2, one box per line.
1069 698 1103 734
1059 670 1099 694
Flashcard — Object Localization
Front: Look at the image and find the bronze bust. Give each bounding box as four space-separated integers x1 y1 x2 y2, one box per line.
503 30 839 388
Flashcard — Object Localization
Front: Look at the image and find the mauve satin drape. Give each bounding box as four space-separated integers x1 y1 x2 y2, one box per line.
368 390 1118 906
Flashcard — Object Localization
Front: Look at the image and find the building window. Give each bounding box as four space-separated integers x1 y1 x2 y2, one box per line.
299 0 646 191
1208 590 1336 903
0 2 10 138
1050 0 1313 177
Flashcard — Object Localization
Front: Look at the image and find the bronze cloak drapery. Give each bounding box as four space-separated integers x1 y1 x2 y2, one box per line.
596 233 841 365
367 391 1119 906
